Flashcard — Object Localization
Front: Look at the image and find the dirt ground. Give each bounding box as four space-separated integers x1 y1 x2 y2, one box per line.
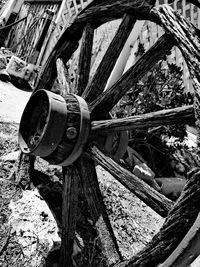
0 80 31 123
0 122 164 266
0 81 165 266
0 80 199 266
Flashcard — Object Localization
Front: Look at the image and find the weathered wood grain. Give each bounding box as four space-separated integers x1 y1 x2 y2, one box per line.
76 155 122 266
115 169 200 267
56 58 70 95
76 24 94 96
76 0 155 27
88 146 173 218
82 14 136 103
91 105 195 134
35 41 78 91
151 5 200 142
15 152 35 189
35 1 200 94
60 166 80 267
35 0 156 91
159 211 200 267
90 33 175 117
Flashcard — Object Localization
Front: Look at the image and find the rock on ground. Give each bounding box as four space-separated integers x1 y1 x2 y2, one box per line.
9 189 60 267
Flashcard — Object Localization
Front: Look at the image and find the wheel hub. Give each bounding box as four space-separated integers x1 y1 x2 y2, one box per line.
19 89 90 166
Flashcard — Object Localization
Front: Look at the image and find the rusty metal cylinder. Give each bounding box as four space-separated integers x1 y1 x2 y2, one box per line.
19 89 90 166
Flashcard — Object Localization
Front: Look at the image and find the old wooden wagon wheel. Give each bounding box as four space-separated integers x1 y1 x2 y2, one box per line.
18 0 200 266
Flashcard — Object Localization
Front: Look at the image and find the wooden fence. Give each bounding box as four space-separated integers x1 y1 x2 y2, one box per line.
5 1 61 63
139 0 200 92
61 0 199 94
40 0 92 66
4 0 200 93
48 0 199 94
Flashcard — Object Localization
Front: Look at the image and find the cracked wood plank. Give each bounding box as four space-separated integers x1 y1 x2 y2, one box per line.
76 155 122 266
91 105 194 134
90 33 174 117
88 146 173 218
35 0 156 91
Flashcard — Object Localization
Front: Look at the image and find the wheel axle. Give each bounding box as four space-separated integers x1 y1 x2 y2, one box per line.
19 89 90 166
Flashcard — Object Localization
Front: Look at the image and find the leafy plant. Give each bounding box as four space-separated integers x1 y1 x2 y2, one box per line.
113 43 194 176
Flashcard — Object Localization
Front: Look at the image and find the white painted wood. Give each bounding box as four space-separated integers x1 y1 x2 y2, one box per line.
123 39 139 72
182 0 186 17
190 4 194 24
13 0 24 14
80 0 84 9
66 0 72 17
104 20 145 91
72 0 79 14
55 0 66 24
198 8 200 29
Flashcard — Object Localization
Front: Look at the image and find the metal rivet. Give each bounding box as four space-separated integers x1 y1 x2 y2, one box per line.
66 127 77 139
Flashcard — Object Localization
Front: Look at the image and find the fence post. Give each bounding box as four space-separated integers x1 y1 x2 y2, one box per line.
29 9 54 65
0 0 24 47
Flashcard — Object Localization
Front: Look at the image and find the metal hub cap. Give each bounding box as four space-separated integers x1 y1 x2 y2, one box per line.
19 89 90 166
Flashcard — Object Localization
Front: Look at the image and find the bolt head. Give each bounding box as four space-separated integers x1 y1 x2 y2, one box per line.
66 127 77 139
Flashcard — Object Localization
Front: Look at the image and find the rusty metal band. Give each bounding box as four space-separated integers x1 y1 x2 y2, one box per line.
19 89 67 157
58 94 90 166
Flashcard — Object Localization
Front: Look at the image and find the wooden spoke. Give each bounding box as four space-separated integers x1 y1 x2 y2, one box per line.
82 14 136 103
114 169 200 267
151 5 200 87
56 58 70 95
60 166 80 267
35 0 155 91
87 146 173 218
21 1 200 267
90 34 175 117
76 23 94 96
91 105 194 134
76 155 122 266
15 153 35 189
76 0 154 26
151 5 200 138
35 50 58 91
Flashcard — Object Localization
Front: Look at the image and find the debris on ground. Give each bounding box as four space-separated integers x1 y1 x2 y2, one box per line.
0 47 38 90
0 122 164 266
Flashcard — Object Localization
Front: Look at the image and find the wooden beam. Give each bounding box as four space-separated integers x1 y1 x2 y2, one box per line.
26 0 61 2
151 5 200 142
60 166 80 267
76 155 122 266
76 23 94 96
104 20 145 91
88 146 173 218
82 14 136 103
91 105 195 134
114 169 200 267
90 34 175 117
159 211 200 267
35 0 155 91
56 58 70 95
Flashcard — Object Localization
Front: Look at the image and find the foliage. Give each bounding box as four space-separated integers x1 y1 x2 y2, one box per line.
113 44 194 176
